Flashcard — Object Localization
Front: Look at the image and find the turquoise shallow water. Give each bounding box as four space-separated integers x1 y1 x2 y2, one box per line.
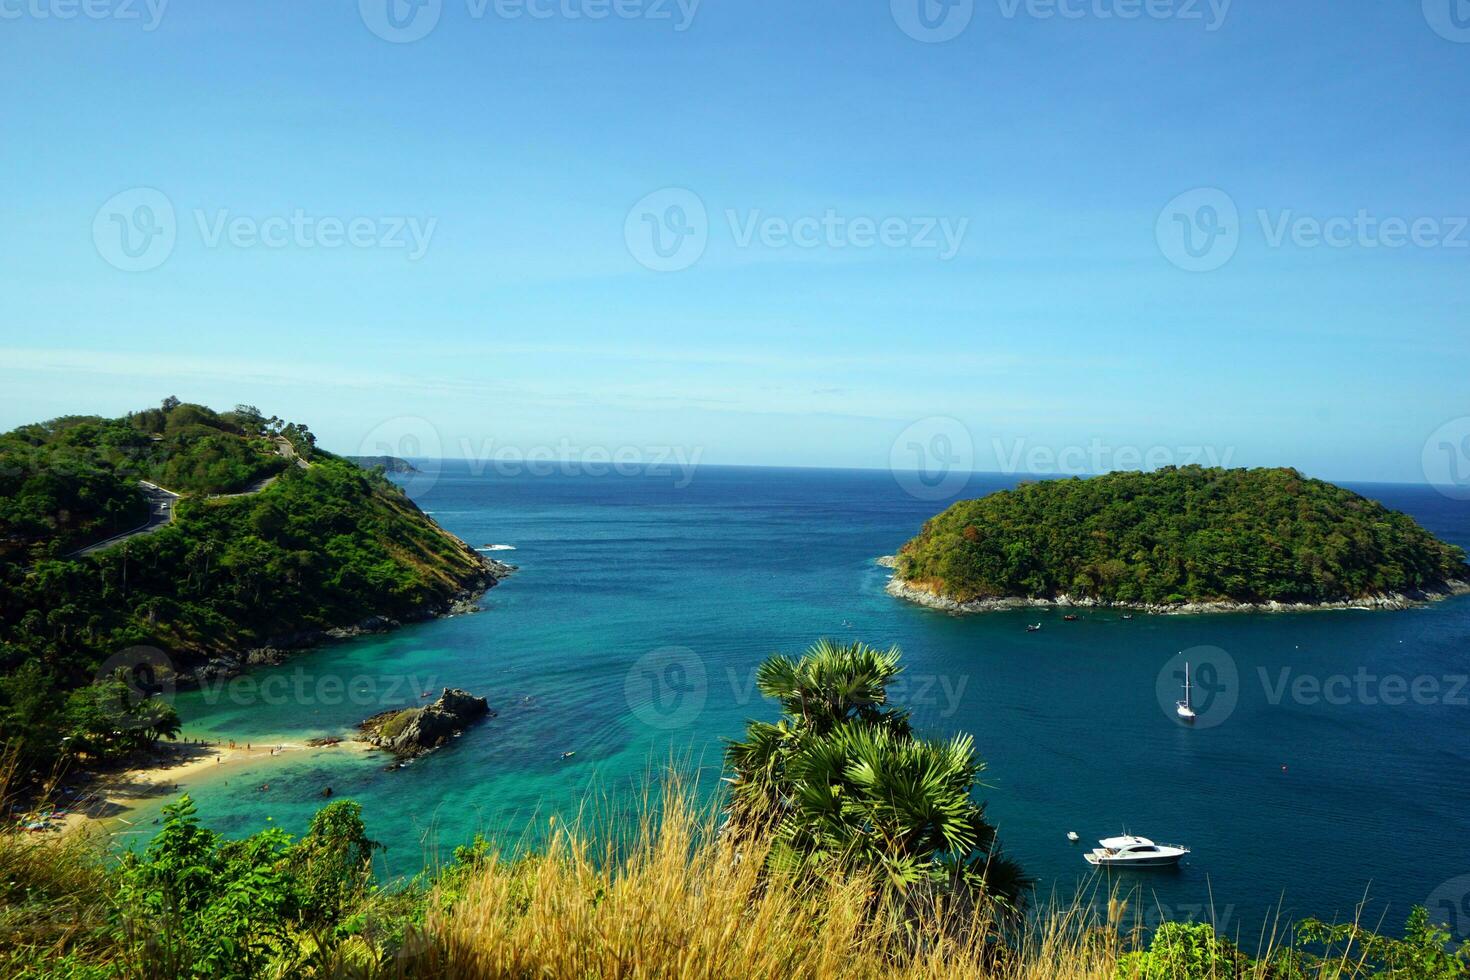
151 464 1470 938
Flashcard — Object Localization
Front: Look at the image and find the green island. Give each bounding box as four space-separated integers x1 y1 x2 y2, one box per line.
0 400 504 782
888 466 1470 613
346 455 420 474
5 640 1463 979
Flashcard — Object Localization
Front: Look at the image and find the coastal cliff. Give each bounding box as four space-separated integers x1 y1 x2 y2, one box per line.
0 400 514 774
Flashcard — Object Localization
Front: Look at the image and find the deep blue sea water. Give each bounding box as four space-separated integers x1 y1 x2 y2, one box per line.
152 464 1470 940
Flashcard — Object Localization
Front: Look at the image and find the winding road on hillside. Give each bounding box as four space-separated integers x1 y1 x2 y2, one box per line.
63 437 309 559
68 482 182 558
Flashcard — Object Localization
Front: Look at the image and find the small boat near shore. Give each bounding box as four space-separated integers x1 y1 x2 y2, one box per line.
1083 835 1189 868
1026 623 1042 632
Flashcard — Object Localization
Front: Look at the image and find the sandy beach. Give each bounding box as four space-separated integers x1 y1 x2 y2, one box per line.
33 737 374 839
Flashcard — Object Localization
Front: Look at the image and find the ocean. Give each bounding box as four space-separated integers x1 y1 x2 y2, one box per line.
151 462 1470 940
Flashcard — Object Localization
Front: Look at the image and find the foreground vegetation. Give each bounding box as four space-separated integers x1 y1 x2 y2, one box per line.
0 400 492 784
894 467 1468 607
4 777 1463 979
4 643 1466 978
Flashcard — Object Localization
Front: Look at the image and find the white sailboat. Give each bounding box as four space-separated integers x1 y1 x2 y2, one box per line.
1176 661 1196 722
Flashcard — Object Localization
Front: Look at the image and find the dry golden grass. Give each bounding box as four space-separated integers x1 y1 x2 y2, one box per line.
370 779 1359 980
0 751 121 976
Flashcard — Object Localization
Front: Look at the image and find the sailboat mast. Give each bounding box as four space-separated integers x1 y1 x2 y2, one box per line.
1183 662 1191 708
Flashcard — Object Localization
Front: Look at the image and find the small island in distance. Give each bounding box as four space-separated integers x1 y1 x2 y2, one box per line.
887 466 1470 615
346 455 419 473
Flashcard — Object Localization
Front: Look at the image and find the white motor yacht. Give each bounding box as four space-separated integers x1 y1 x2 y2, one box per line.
1083 836 1189 868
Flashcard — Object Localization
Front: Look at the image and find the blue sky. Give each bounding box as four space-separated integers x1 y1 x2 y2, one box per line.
1 0 1467 482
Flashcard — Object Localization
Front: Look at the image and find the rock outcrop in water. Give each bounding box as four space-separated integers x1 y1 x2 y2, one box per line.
358 688 493 758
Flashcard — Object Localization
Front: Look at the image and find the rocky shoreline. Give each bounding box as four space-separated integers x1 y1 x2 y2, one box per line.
878 557 1470 616
178 557 516 686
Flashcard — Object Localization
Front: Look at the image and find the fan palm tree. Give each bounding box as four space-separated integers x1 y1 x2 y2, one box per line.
725 640 1029 916
753 638 911 736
